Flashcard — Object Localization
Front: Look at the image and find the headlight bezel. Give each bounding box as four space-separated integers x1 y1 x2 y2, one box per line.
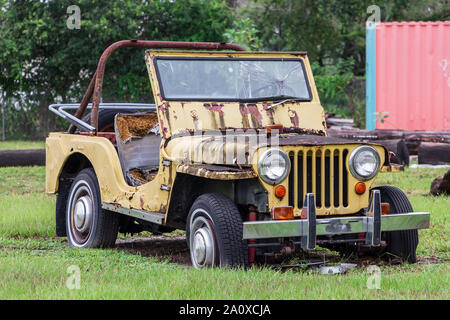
257 148 290 185
348 145 381 181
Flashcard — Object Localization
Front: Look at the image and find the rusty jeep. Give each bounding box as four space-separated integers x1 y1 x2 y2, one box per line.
46 40 430 268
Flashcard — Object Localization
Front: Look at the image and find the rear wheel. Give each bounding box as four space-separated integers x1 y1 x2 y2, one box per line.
66 168 119 248
186 193 248 268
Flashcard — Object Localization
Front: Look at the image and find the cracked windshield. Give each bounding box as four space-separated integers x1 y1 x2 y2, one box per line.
155 58 311 101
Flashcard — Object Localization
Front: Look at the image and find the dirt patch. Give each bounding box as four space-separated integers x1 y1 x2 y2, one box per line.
116 235 191 265
116 113 159 141
116 236 449 269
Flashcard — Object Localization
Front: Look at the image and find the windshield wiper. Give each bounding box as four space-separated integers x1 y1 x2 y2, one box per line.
239 95 310 104
263 95 310 110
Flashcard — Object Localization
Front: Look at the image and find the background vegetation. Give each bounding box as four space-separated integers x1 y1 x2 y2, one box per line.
0 0 449 139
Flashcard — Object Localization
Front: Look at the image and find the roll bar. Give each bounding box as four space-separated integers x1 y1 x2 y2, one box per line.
68 40 246 134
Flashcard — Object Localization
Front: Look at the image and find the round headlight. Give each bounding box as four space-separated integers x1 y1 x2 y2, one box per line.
257 148 290 185
349 146 380 180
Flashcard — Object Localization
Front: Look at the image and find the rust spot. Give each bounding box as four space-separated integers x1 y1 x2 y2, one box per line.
247 104 263 127
288 108 299 127
240 103 262 127
262 103 274 122
177 164 256 180
159 204 167 213
116 113 158 141
160 119 167 139
203 103 224 116
140 196 144 208
158 101 169 112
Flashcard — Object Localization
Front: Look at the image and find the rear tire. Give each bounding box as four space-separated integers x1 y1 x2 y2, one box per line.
66 168 119 248
186 193 248 268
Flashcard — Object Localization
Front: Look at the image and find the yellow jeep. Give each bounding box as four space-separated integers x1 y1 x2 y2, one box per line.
46 40 429 268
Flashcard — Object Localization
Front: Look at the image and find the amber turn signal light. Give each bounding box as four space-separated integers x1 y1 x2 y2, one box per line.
274 185 286 198
272 206 294 220
381 202 390 215
355 182 366 194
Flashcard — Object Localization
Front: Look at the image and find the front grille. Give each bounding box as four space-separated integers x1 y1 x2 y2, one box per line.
288 148 349 209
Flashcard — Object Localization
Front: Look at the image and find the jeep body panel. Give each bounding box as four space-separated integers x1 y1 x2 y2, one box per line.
45 133 173 216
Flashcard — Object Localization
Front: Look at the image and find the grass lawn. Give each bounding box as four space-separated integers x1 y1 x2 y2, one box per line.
0 165 448 299
0 140 45 150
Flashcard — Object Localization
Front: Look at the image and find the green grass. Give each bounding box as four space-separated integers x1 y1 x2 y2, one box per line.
0 140 45 150
0 167 55 237
0 165 448 299
0 240 448 299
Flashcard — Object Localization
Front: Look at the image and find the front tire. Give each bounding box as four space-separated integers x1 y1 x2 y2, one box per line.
329 186 419 263
66 168 119 248
186 193 248 268
373 186 419 263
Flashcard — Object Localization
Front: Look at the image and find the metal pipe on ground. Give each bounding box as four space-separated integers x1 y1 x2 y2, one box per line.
0 149 45 167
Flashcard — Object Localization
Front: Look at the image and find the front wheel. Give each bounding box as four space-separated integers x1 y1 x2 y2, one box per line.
331 186 419 263
373 186 419 263
66 168 119 248
186 193 248 268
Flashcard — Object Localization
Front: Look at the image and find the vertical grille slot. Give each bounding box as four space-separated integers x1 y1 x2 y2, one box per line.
343 149 349 207
315 150 322 207
333 150 340 207
297 151 303 207
324 150 331 207
306 150 312 194
288 152 295 207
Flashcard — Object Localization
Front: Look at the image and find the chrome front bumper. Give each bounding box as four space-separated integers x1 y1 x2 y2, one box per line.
243 190 430 250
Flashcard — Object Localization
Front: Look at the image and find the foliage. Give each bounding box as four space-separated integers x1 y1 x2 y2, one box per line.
245 0 449 75
0 0 233 138
311 58 360 118
312 59 355 103
224 17 262 51
0 0 448 137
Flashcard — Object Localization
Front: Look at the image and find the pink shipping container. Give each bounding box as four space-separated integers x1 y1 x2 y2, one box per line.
366 21 450 130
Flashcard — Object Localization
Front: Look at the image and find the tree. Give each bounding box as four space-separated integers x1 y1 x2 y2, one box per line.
243 0 449 75
0 0 233 138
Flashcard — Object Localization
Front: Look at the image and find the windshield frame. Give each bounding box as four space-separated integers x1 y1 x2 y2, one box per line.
153 56 313 102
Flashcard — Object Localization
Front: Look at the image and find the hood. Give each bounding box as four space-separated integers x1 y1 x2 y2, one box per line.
164 132 383 166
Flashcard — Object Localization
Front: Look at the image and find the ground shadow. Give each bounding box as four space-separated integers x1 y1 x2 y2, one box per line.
116 235 191 265
115 235 443 270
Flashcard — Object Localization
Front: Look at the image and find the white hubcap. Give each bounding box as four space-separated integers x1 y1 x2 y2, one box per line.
190 213 216 268
193 231 207 264
73 195 92 233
